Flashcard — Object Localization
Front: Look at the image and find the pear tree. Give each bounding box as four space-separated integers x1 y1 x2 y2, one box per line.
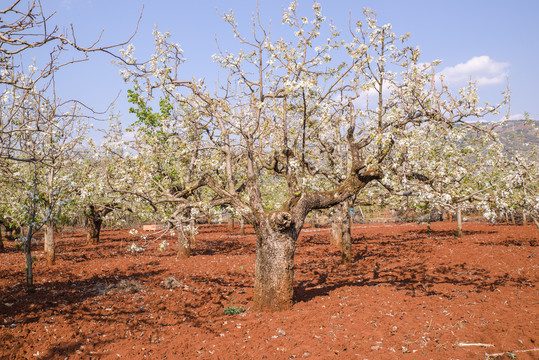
118 3 505 311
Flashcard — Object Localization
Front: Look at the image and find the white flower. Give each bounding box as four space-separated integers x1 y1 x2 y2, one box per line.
127 243 144 253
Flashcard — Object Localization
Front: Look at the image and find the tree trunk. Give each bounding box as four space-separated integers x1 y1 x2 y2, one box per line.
0 226 4 253
5 224 20 241
86 215 103 245
456 208 463 237
511 212 515 225
44 220 55 266
330 202 353 264
85 204 116 244
357 206 365 223
330 203 345 247
24 226 35 292
228 217 235 231
253 212 298 312
176 223 191 259
330 221 343 247
523 211 527 226
240 218 245 236
341 206 353 264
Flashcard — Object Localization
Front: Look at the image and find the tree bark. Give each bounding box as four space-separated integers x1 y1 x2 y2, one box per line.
85 204 115 245
330 220 343 247
531 216 539 229
5 224 20 241
253 212 298 312
341 203 353 264
86 215 103 245
523 211 527 226
241 170 380 312
0 226 4 253
330 202 353 263
240 218 245 236
44 220 55 266
456 208 463 237
176 223 191 259
24 226 35 292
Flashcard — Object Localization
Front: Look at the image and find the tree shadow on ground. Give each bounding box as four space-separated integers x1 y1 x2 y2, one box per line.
294 227 534 304
298 233 331 246
478 238 537 247
194 238 256 256
38 339 116 360
0 269 164 325
407 228 497 237
294 259 533 303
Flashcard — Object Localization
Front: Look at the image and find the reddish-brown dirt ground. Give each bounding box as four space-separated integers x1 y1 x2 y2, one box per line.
1 222 537 360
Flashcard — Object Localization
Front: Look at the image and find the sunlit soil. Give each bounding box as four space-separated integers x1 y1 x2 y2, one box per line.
1 222 537 359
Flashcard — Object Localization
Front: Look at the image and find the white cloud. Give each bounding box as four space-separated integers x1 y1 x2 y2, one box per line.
440 56 509 86
507 113 524 121
353 83 394 108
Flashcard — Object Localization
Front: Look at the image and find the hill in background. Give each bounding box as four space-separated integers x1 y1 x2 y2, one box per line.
494 120 538 158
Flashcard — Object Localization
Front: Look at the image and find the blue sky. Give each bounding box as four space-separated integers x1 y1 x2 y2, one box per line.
37 0 537 133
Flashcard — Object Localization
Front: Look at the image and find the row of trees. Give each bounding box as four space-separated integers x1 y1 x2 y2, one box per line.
0 0 138 289
1 1 537 311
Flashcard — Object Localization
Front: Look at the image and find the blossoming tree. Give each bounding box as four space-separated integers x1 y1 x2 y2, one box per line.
118 3 505 311
0 0 138 290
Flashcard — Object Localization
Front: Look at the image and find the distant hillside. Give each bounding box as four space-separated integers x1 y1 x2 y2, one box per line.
493 120 538 158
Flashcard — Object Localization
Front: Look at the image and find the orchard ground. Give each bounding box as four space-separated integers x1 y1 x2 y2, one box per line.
0 222 537 359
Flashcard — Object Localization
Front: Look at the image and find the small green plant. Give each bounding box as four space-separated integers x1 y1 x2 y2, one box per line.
223 305 244 315
508 353 517 359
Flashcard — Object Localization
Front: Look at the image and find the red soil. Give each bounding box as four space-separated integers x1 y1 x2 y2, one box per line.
0 222 537 359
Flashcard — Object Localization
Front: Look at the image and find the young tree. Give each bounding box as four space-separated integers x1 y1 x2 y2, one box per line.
118 3 505 311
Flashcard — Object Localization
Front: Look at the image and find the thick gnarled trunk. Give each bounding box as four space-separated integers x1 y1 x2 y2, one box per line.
253 212 298 312
86 216 103 245
249 171 380 312
85 204 115 245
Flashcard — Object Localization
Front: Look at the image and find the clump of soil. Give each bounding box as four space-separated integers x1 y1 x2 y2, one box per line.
0 222 537 359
